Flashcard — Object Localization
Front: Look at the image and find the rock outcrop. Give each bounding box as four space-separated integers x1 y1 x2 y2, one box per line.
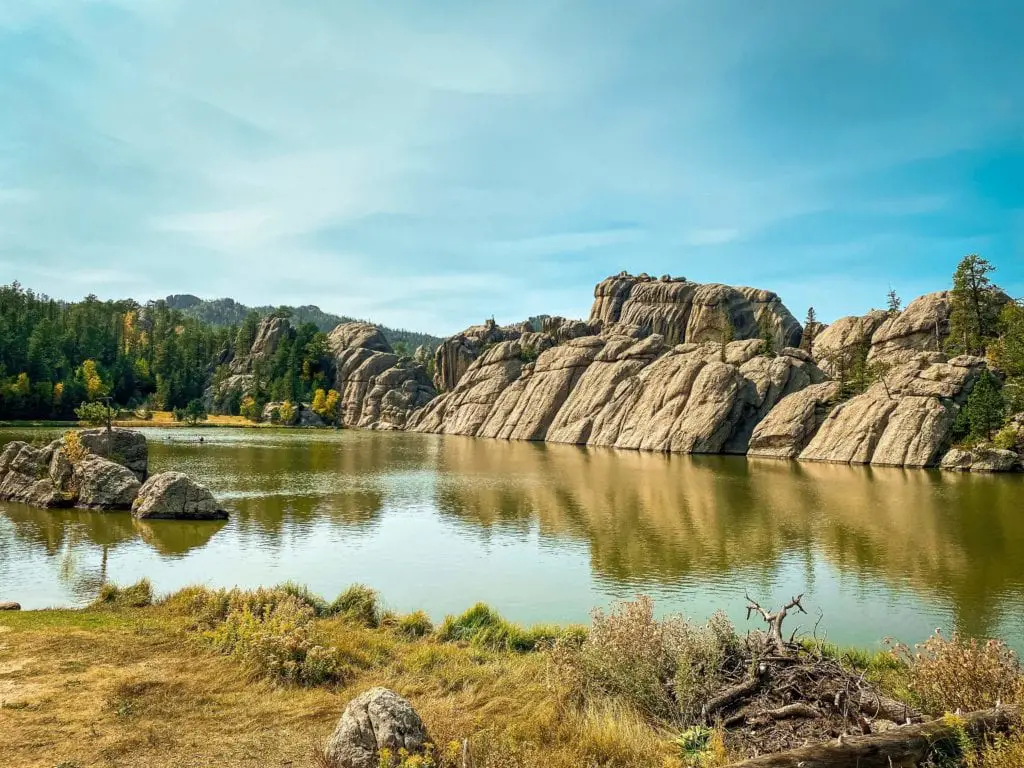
588 273 802 350
799 354 985 467
0 602 20 611
412 330 826 455
0 431 146 509
941 447 1020 472
231 315 294 374
78 427 149 481
431 318 523 392
132 472 228 520
327 322 391 354
868 292 950 366
812 310 889 378
325 688 428 768
748 381 843 459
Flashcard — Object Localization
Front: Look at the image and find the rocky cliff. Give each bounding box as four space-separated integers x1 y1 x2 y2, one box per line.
408 273 1006 470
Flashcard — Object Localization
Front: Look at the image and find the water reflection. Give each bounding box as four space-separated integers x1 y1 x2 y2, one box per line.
2 428 1023 645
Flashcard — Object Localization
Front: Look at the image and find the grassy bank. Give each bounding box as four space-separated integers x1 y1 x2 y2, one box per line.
2 582 1022 768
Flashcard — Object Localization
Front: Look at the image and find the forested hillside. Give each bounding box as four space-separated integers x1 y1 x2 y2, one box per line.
0 284 431 420
164 294 442 351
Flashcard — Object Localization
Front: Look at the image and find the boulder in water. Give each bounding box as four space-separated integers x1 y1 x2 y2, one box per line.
132 471 228 520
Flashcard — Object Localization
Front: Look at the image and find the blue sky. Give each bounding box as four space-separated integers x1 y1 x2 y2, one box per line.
0 1 1021 335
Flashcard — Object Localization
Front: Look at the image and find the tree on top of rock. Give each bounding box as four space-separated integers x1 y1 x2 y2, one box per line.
886 287 902 316
947 255 1003 356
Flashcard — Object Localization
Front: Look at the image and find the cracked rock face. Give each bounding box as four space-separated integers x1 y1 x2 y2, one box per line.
324 688 428 768
132 471 228 520
798 354 985 467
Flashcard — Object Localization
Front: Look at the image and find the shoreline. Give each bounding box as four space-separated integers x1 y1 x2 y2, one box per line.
3 580 1021 768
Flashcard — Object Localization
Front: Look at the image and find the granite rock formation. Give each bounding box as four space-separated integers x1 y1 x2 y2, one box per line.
941 447 1020 473
799 354 985 467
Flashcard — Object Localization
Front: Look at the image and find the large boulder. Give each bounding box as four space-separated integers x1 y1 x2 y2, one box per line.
74 455 141 509
357 360 436 430
812 310 889 378
941 447 1020 473
324 688 428 768
78 427 148 481
431 318 521 392
132 472 228 520
588 273 802 350
327 322 392 354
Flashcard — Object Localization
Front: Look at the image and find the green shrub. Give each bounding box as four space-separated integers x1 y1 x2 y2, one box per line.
993 425 1021 452
93 578 153 608
207 596 345 686
397 610 434 638
330 584 381 627
435 603 556 652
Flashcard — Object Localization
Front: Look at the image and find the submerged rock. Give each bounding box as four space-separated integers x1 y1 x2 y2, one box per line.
325 687 428 768
132 472 228 520
941 447 1020 473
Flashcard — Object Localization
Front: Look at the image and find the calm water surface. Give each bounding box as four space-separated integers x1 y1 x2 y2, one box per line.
2 427 1023 650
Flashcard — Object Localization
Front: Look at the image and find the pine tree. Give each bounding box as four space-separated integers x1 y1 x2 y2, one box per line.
947 255 1002 356
965 369 1005 441
803 307 818 355
886 288 902 315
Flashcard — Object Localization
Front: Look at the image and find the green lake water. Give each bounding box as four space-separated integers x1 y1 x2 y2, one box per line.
1 427 1023 650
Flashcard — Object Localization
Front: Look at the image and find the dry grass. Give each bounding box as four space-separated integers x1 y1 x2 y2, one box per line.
111 411 276 428
0 593 687 768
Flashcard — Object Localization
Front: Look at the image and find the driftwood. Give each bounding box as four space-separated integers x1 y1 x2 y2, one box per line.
722 706 1019 768
746 593 806 653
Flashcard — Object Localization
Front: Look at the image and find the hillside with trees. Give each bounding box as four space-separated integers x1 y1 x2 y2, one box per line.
164 294 442 352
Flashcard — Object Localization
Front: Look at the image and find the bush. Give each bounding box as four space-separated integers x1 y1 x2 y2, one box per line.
207 596 345 686
993 425 1021 452
397 610 434 638
163 585 301 629
435 603 554 652
892 630 1023 714
330 584 381 627
553 598 742 723
93 578 153 608
74 400 112 426
276 581 330 617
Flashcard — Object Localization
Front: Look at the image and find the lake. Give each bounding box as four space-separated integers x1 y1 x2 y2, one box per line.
2 427 1023 650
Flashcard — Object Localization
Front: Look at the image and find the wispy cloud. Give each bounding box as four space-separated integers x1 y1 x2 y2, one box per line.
0 0 1021 332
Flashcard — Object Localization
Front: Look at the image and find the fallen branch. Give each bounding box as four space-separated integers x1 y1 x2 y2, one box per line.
722 706 1019 768
764 703 821 720
702 663 769 721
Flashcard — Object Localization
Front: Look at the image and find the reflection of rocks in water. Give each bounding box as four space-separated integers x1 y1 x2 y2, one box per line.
133 518 227 556
433 435 1024 638
0 502 137 555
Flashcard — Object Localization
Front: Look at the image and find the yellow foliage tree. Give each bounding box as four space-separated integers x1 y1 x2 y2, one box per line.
12 372 30 396
278 400 296 425
52 381 64 405
311 388 327 416
325 389 340 423
239 395 259 421
77 360 107 401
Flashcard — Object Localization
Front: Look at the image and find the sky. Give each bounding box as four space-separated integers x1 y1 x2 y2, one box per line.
0 1 1021 336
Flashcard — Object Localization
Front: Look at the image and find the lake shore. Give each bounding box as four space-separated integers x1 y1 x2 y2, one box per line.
2 580 1022 768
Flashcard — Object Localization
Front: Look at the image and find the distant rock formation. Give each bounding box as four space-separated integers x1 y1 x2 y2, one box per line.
812 310 890 378
589 273 802 350
868 292 950 366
